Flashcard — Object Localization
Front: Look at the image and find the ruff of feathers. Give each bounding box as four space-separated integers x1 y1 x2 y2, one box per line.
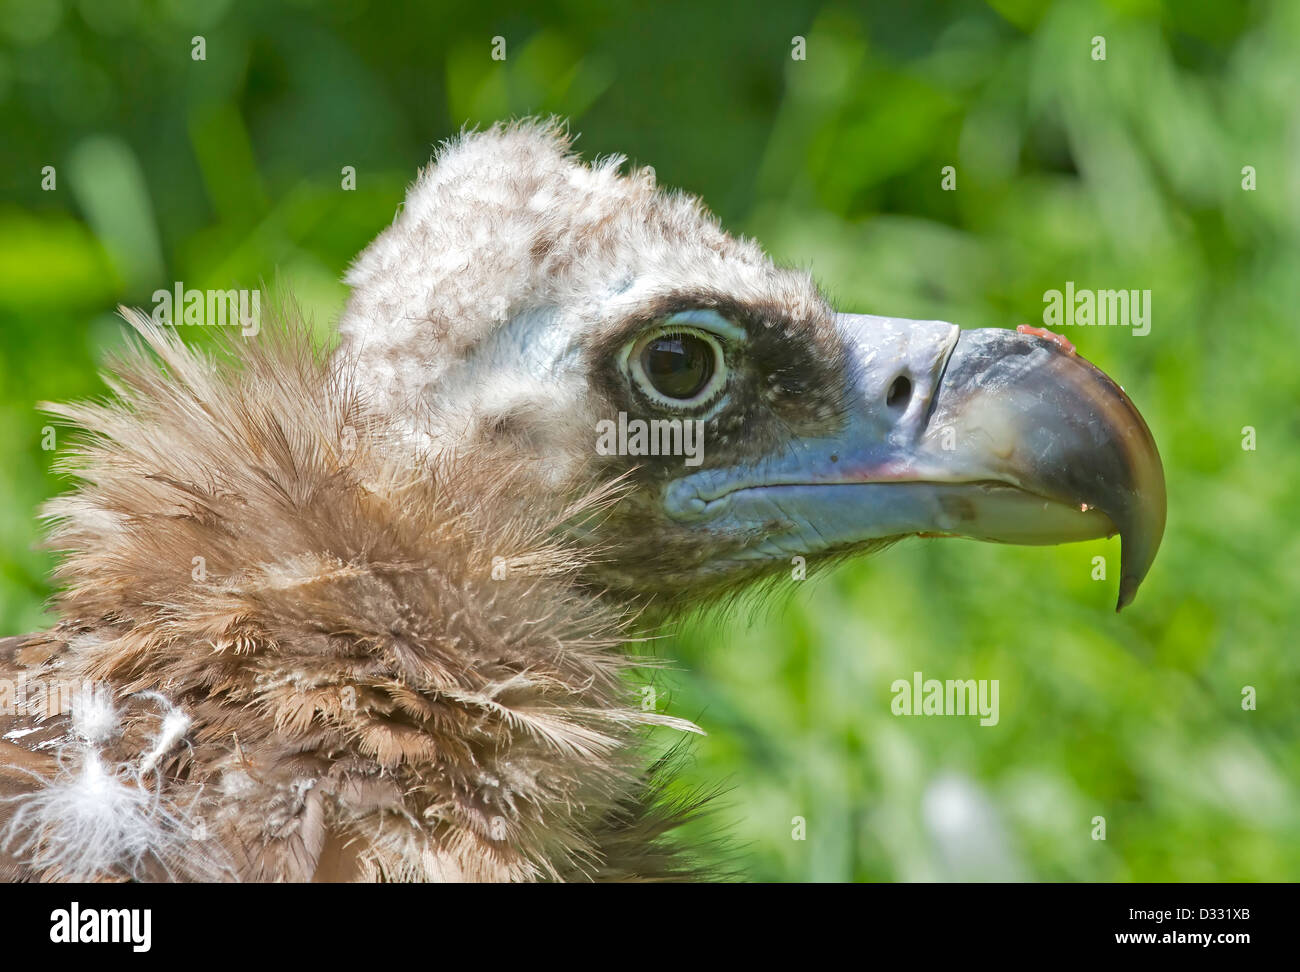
5 308 708 882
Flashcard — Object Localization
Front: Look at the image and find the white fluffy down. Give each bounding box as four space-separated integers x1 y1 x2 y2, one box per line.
70 683 119 745
3 688 215 881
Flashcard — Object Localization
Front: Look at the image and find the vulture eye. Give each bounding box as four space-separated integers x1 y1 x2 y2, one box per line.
643 333 713 397
629 327 726 408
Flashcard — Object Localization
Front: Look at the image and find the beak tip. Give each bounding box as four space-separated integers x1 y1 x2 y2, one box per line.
1114 513 1165 612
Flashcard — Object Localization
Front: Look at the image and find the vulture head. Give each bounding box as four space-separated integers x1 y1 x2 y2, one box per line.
0 121 1165 883
339 121 1164 609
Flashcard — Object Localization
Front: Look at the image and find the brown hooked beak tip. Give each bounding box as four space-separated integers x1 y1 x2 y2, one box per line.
923 326 1167 610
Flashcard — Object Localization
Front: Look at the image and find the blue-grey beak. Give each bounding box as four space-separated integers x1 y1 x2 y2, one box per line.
665 314 1166 610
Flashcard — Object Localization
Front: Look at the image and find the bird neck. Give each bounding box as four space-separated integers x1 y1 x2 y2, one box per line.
31 312 703 881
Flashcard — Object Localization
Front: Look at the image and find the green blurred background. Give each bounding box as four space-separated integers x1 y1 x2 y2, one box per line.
2 0 1297 881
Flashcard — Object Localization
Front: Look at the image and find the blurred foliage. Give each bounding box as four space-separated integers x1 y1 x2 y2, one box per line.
1 0 1297 881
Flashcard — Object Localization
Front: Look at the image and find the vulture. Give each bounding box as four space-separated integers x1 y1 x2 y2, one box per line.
0 120 1165 882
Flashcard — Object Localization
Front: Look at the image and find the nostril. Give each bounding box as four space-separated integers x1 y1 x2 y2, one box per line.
886 375 912 409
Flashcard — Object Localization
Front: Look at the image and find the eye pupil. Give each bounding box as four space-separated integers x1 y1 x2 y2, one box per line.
641 332 715 400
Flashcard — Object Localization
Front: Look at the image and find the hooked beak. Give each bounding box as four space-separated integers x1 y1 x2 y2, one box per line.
664 314 1166 610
